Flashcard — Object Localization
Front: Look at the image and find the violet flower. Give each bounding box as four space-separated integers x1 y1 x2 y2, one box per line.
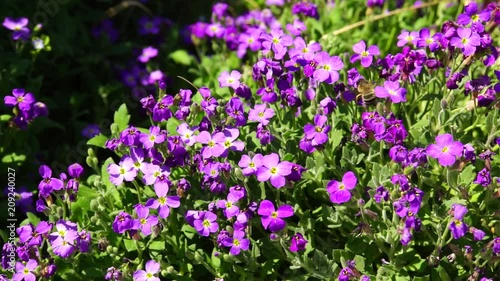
290 233 308 252
2 17 30 41
257 200 294 232
450 27 481 56
113 212 134 234
256 153 293 188
327 171 357 204
222 230 250 255
217 193 240 218
145 186 180 219
248 104 275 125
193 211 219 236
140 126 166 149
426 134 464 167
397 30 419 47
196 131 226 158
176 123 196 146
218 70 241 89
375 80 407 103
260 28 293 60
133 260 160 281
449 204 468 239
238 153 264 176
108 157 137 185
313 52 343 84
350 40 380 67
13 259 37 281
133 205 158 236
4 89 35 111
138 46 158 63
304 114 331 146
38 165 64 196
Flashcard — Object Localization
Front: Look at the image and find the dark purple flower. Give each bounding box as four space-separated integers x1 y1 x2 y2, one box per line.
226 97 246 126
426 134 464 167
327 171 357 204
257 200 294 232
449 204 468 239
289 233 307 252
474 168 491 187
304 114 331 146
138 16 162 35
113 212 133 234
76 230 91 252
38 165 64 196
152 96 174 122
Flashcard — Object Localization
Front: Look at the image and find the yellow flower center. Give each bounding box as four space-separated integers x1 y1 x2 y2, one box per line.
270 167 277 175
258 112 264 117
203 219 211 227
249 162 255 168
462 38 468 45
361 51 369 57
140 218 147 225
158 197 166 205
339 184 345 190
272 38 280 44
23 268 30 274
271 211 278 218
315 126 322 132
119 168 126 175
208 141 215 148
233 239 240 246
441 146 449 153
225 202 232 208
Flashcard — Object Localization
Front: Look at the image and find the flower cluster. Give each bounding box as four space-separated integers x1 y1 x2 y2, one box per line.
3 88 48 129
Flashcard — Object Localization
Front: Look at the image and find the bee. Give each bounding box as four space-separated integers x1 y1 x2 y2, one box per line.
355 79 377 106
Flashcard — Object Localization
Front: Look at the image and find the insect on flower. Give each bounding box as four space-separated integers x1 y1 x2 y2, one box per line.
355 79 377 107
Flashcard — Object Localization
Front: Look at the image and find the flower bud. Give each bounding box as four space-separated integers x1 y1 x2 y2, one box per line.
86 156 94 169
185 251 194 260
87 148 96 158
166 266 176 274
106 245 113 254
98 238 109 251
110 123 120 135
56 207 64 218
93 176 102 188
90 199 99 211
90 215 98 224
97 196 106 206
194 251 204 263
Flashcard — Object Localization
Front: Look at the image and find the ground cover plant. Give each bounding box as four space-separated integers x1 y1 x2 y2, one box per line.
1 0 500 280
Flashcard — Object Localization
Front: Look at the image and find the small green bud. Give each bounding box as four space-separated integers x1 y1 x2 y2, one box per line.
87 148 96 158
90 200 99 211
86 156 94 169
106 245 113 254
109 253 116 258
93 176 102 188
161 270 169 277
110 123 120 135
234 168 245 181
97 206 106 213
166 266 176 274
90 216 98 224
112 247 119 254
50 204 58 213
97 196 106 206
185 251 194 260
194 251 203 263
56 207 64 218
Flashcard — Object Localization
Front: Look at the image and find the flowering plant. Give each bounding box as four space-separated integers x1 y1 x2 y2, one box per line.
1 1 500 281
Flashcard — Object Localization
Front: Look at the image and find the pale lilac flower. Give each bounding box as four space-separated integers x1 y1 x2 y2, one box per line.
13 259 37 281
256 153 293 188
304 114 331 146
288 37 321 61
133 205 158 236
375 81 407 103
397 30 419 47
450 27 481 56
248 104 275 125
2 17 30 41
142 163 171 190
196 131 226 158
177 123 196 146
140 126 166 149
133 260 160 281
350 40 380 67
217 193 240 218
260 28 293 60
257 200 294 232
219 127 245 157
286 19 306 36
108 157 137 185
218 70 241 89
238 154 264 176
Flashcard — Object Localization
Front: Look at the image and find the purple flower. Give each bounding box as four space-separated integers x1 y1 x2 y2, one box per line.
76 230 91 252
113 212 134 234
217 193 240 218
288 37 321 61
138 16 162 35
2 17 30 41
400 227 412 245
470 227 486 241
222 230 250 255
49 221 78 258
450 27 481 56
474 168 491 187
140 126 166 149
457 2 491 27
226 98 246 126
449 204 468 239
108 157 137 185
375 80 407 103
105 267 122 281
313 52 343 84
350 40 380 67
17 221 52 247
327 171 357 204
304 114 331 146
417 28 441 51
397 30 419 47
138 46 158 63
4 89 35 111
133 205 158 237
286 19 306 36
193 211 219 236
260 28 293 60
256 153 293 188
145 185 180 219
238 153 264 176
38 165 64 197
152 96 173 122
133 260 160 281
338 267 353 281
237 28 262 58
13 259 37 281
248 104 275 125
196 131 226 158
289 233 308 252
82 124 100 138
218 70 241 89
257 200 294 232
426 134 464 166
177 123 196 146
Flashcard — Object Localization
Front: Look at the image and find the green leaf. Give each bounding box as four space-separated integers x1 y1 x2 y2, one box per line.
113 104 130 132
123 239 137 252
26 212 41 225
166 118 181 135
0 114 11 122
87 134 109 148
181 224 197 239
101 157 122 208
330 129 343 150
1 153 26 164
169 49 193 66
149 241 165 251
